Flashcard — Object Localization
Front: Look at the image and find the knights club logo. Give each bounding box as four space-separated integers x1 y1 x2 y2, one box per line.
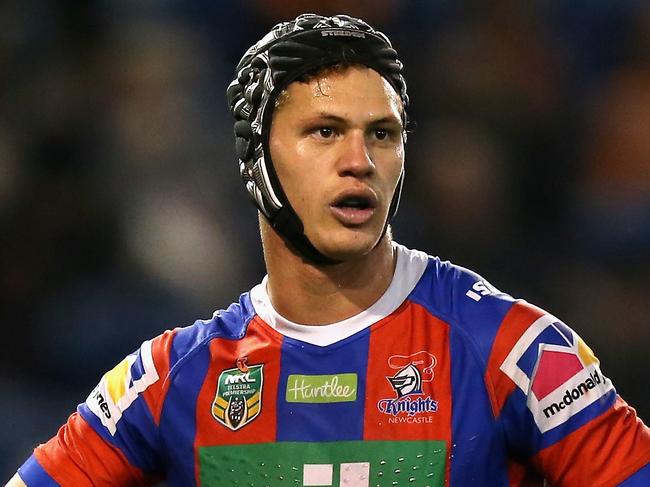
212 357 264 431
378 351 439 419
387 363 424 398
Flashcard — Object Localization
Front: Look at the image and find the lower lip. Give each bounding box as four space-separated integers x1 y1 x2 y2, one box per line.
330 206 376 226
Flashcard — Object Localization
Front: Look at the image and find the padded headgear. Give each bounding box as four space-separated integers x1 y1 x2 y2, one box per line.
226 13 409 265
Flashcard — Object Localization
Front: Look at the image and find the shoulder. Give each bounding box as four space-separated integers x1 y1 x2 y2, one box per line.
405 249 619 414
82 291 258 434
165 291 258 370
123 290 258 379
404 249 573 367
407 252 516 318
405 250 527 358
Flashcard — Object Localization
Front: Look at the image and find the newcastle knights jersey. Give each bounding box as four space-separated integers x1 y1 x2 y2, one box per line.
17 244 650 486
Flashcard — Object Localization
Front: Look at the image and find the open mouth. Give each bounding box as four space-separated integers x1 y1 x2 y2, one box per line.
330 191 377 225
332 195 374 210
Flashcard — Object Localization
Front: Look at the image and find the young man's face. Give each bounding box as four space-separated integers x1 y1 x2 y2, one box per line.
269 66 405 261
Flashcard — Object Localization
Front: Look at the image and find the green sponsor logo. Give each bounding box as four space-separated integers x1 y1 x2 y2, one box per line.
286 373 357 403
200 440 446 486
211 364 263 431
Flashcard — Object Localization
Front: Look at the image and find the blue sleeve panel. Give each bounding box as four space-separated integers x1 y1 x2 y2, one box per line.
17 455 60 487
618 463 650 486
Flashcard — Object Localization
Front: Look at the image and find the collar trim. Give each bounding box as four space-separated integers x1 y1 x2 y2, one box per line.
250 242 428 346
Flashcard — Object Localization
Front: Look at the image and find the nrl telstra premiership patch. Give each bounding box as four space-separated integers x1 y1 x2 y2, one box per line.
211 359 264 431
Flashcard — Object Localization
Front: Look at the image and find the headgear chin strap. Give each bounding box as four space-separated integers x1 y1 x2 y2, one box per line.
226 13 410 265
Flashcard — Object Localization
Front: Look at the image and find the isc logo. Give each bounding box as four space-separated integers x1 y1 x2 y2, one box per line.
465 280 502 302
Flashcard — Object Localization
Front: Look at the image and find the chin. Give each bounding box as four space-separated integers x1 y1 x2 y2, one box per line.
315 228 385 262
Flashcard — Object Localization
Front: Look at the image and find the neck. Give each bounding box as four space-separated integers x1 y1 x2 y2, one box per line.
260 216 396 325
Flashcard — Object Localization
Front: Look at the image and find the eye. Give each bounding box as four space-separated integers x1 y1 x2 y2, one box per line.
374 129 388 140
318 127 334 138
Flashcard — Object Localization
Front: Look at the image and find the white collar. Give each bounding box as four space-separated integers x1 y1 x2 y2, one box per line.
250 242 429 346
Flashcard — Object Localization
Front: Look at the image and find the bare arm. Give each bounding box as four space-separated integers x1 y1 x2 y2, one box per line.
5 473 26 487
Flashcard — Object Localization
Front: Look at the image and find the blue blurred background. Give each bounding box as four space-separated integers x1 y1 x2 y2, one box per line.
1 0 649 480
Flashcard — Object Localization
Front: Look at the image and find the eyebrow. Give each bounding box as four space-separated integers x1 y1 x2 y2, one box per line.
307 113 346 124
368 116 403 126
302 113 403 126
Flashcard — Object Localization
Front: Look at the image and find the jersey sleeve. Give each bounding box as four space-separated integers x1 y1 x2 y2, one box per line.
485 300 650 486
17 330 176 486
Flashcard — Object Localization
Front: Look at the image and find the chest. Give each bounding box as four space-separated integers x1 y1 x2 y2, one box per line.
161 308 504 485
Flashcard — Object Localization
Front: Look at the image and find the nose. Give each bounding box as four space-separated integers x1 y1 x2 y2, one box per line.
336 130 375 178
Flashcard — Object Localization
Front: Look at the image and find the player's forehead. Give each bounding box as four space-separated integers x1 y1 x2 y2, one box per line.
278 65 403 121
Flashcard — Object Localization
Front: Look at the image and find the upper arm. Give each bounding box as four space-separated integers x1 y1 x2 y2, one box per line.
17 331 176 486
485 301 650 485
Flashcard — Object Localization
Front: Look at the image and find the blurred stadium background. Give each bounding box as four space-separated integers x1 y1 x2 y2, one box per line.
1 0 649 480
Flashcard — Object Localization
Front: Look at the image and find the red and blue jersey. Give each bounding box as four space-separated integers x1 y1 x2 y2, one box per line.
18 244 650 486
